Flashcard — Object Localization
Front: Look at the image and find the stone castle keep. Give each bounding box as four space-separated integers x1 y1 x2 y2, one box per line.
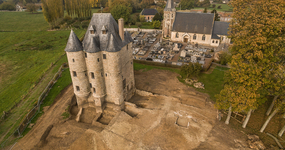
65 13 135 118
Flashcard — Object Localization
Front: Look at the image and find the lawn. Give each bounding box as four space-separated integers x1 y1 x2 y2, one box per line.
125 22 155 29
194 4 233 12
0 12 49 31
176 4 233 12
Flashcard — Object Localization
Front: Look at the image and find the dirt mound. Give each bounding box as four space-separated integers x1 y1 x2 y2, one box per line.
12 69 248 150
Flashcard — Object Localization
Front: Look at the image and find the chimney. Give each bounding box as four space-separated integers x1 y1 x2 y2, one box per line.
118 18 124 41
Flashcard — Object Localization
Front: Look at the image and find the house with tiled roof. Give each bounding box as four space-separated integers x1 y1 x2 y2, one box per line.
140 8 159 22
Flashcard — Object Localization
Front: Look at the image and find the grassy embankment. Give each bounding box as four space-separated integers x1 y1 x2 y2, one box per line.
0 11 85 146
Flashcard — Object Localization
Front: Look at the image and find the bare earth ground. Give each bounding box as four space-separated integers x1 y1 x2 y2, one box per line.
12 69 249 150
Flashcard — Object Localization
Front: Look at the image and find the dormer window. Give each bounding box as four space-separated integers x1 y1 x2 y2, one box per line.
176 32 179 38
89 25 95 34
101 25 107 34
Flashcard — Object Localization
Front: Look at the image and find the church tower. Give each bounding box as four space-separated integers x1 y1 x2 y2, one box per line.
163 0 176 38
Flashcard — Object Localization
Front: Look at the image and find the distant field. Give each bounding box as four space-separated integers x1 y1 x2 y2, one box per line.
0 12 49 31
194 4 233 12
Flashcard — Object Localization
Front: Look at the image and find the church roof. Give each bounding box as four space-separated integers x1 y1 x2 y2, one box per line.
172 12 215 34
212 21 229 36
141 9 158 15
82 13 133 53
64 30 83 52
164 0 176 11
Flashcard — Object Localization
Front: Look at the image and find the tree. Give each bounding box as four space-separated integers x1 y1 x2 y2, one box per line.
215 0 285 129
139 15 145 22
110 4 131 22
179 0 195 10
152 13 161 21
219 52 231 65
42 0 64 25
0 2 15 10
140 0 153 9
136 22 142 28
65 0 91 18
0 0 3 4
152 20 160 29
203 7 207 13
211 9 220 21
26 3 37 13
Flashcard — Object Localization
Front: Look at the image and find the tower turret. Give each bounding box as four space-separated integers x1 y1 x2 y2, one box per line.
84 35 106 112
65 30 90 108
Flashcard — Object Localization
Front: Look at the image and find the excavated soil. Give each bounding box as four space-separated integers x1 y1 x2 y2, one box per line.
12 69 249 150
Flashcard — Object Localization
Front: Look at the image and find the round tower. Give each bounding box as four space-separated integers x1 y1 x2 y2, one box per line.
84 34 106 112
65 30 90 108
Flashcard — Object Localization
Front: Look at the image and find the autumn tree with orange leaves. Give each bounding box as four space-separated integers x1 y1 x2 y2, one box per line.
215 0 285 129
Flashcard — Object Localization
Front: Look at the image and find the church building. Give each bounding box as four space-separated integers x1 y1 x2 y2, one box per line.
163 0 231 47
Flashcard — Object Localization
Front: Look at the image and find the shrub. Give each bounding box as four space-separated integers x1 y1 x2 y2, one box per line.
212 4 216 8
139 15 146 22
180 62 202 78
219 52 231 65
217 5 222 9
26 3 38 13
0 2 15 10
63 15 72 22
152 20 161 29
136 22 142 28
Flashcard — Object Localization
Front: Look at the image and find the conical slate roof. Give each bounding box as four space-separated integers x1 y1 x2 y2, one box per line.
65 30 83 52
85 35 100 53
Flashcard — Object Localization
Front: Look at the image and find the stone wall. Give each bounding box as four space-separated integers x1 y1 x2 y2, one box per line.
170 32 212 45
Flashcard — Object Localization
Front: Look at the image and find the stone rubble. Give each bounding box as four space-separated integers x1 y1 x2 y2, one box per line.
247 135 266 150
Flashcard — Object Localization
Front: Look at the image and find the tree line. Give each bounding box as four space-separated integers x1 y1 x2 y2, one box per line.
215 0 285 137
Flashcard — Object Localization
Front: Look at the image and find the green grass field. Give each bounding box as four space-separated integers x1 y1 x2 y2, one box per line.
0 11 86 146
194 4 233 12
0 12 49 31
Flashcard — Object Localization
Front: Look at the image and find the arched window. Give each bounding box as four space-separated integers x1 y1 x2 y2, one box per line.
176 32 179 38
202 35 206 41
193 34 197 40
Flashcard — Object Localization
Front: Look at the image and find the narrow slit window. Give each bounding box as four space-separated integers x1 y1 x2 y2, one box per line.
105 73 107 77
123 79 126 89
103 54 106 59
72 59 75 62
93 88 96 93
216 40 218 43
73 71 77 77
85 53 87 58
90 83 92 88
76 86 80 91
91 72 95 79
97 58 100 62
101 72 103 77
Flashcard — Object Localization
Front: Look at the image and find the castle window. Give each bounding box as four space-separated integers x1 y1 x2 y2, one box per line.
123 79 126 89
172 14 173 18
131 62 132 64
91 72 95 79
97 58 100 62
76 86 80 91
102 30 106 34
73 71 77 77
103 54 106 59
93 88 96 93
176 32 179 38
90 30 95 34
202 35 206 41
193 34 197 40
212 40 214 43
90 83 92 88
85 53 87 58
216 40 218 43
105 73 107 77
72 59 75 62
101 25 107 34
127 44 128 50
101 72 103 77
